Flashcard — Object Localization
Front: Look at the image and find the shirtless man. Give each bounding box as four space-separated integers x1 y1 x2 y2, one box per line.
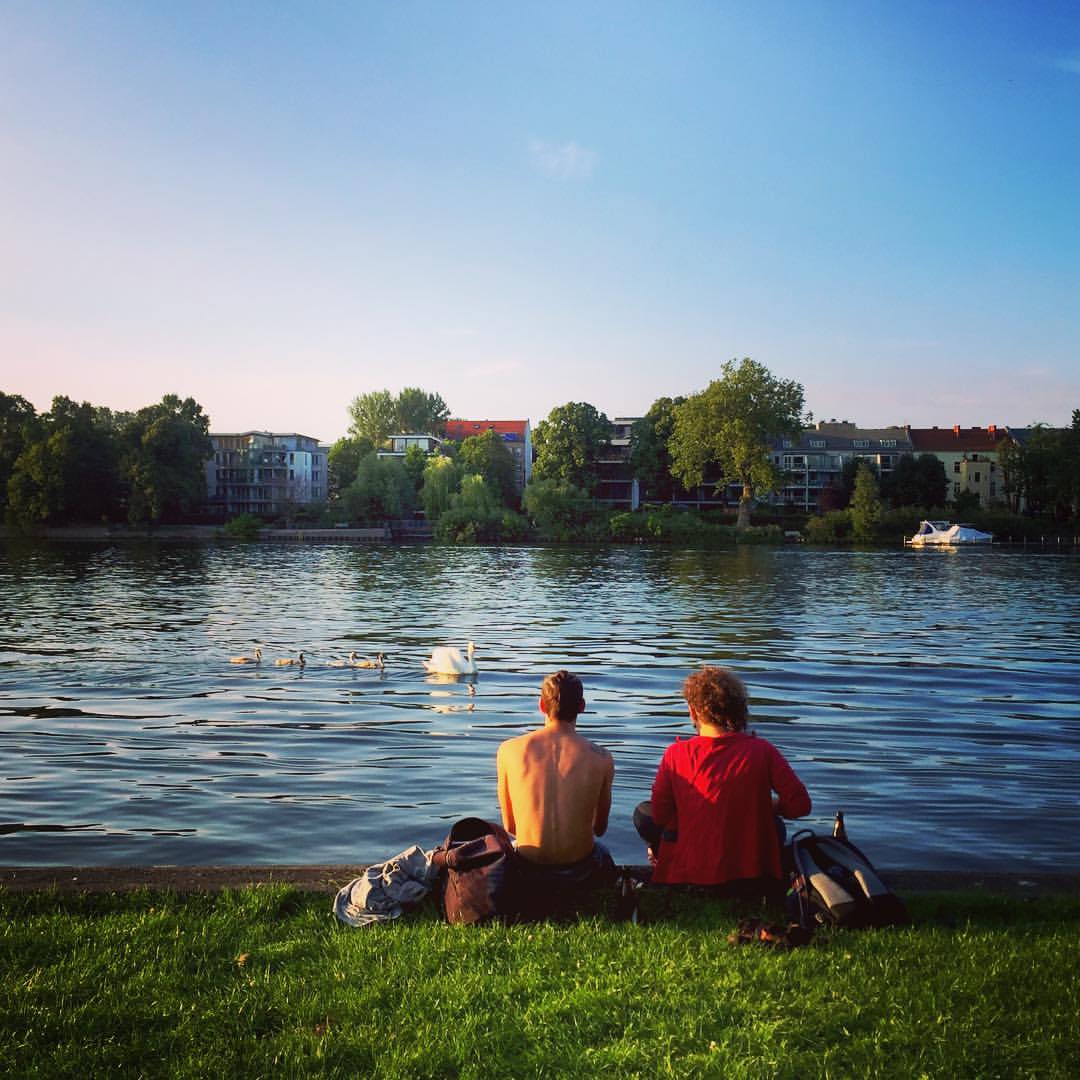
497 670 615 911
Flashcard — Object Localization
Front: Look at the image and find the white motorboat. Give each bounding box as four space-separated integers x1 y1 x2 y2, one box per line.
907 520 993 546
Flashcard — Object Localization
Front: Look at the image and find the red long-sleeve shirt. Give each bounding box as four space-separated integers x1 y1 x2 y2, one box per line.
650 731 811 886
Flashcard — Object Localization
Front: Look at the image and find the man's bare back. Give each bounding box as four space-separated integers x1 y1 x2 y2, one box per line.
497 674 614 865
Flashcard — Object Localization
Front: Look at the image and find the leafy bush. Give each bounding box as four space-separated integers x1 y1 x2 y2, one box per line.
522 479 592 542
736 524 784 544
223 513 263 540
805 510 852 543
608 506 745 545
971 509 1049 541
434 477 531 543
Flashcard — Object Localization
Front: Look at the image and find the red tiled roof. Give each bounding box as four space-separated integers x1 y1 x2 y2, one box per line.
907 426 1008 452
444 419 529 441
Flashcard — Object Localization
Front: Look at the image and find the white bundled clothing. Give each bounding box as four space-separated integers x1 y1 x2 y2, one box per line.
333 845 437 927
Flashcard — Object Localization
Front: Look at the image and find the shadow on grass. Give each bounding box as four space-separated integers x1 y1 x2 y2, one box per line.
0 883 312 920
3 883 1079 933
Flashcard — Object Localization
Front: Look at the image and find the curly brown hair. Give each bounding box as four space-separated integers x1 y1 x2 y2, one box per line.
540 670 586 722
682 666 748 732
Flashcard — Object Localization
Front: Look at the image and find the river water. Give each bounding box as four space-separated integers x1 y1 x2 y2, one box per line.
1 540 1078 871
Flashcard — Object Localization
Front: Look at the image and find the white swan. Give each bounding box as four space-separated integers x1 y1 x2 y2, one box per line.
274 652 305 667
424 641 477 676
353 652 385 670
327 652 359 668
229 647 262 665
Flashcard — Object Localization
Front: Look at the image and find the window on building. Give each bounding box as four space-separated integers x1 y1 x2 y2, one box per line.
954 482 960 495
953 462 960 473
810 439 825 448
853 439 869 448
974 472 981 483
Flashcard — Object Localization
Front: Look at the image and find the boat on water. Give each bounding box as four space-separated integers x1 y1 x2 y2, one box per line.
907 520 993 546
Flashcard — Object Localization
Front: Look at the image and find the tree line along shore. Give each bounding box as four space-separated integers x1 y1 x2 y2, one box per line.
4 360 1078 546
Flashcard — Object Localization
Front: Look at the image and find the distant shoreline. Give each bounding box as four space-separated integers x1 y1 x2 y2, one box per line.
3 525 1079 548
0 525 395 542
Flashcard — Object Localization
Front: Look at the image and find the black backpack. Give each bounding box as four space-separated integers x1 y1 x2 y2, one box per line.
786 827 910 932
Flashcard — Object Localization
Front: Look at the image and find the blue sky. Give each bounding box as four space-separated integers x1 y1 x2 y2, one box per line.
2 1 1078 440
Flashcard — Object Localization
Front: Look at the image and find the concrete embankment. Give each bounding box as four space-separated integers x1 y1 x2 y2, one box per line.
2 865 1077 897
0 525 405 542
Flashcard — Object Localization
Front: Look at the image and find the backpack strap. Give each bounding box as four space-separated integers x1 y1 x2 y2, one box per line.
790 830 862 923
814 837 890 899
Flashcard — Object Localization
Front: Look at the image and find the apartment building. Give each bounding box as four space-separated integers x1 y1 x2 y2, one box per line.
769 421 913 512
205 432 326 518
596 417 641 509
906 425 1009 505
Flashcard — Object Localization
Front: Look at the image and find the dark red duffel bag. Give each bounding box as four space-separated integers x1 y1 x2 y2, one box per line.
430 817 520 925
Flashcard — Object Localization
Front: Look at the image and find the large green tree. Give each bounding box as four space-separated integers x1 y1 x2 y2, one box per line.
884 453 948 509
347 390 397 447
0 393 41 516
396 388 450 435
121 395 212 525
850 462 883 541
343 452 415 524
630 396 684 503
1001 414 1080 521
327 436 373 498
533 402 611 495
6 396 123 526
458 429 517 507
347 388 451 447
669 359 805 528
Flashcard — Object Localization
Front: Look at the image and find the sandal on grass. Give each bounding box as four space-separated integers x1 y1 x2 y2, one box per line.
727 917 811 948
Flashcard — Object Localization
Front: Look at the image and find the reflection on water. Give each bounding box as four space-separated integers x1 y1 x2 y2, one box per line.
1 541 1078 870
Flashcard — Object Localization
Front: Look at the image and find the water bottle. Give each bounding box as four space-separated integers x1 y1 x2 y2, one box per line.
833 810 847 841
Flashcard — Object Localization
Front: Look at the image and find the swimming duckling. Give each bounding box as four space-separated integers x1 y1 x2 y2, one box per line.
327 652 359 668
274 652 305 667
229 647 262 665
353 652 385 669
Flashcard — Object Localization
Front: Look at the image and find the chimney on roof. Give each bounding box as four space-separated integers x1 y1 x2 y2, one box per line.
953 425 960 436
988 424 996 435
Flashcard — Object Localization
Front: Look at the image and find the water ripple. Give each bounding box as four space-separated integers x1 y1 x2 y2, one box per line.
1 541 1078 869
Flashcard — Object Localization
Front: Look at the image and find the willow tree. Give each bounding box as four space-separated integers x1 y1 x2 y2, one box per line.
669 358 805 529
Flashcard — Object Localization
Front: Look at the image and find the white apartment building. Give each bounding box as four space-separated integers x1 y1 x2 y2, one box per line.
206 432 327 518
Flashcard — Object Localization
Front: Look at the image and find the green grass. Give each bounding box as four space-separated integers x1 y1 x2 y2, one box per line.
2 887 1078 1078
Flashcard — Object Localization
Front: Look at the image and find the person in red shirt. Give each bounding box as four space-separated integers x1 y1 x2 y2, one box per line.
635 666 811 895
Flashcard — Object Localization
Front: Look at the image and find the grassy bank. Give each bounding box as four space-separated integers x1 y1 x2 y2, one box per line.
3 887 1078 1078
